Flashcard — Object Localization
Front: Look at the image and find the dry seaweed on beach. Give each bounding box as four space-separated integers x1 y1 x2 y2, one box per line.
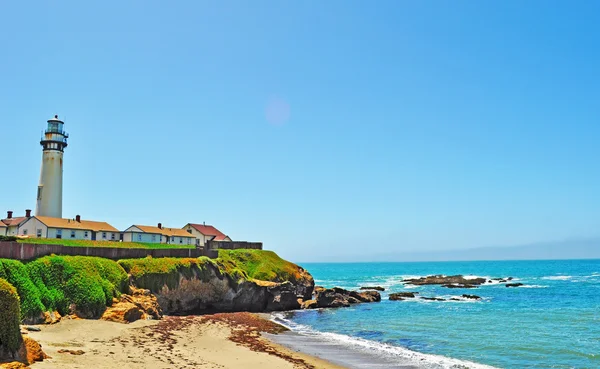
201 312 315 369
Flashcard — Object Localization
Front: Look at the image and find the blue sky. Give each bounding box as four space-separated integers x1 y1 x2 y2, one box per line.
1 1 599 262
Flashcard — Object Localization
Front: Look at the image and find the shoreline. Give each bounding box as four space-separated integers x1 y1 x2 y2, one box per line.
269 311 498 369
26 313 344 369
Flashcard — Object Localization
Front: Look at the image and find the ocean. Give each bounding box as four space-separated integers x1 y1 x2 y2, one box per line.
269 259 600 369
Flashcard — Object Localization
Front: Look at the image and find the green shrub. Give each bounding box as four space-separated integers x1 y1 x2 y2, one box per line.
118 256 216 292
27 256 129 317
0 236 17 242
0 278 22 357
0 259 45 319
217 249 305 283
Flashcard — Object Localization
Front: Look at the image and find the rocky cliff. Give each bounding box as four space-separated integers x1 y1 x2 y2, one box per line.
118 250 315 315
1 250 379 323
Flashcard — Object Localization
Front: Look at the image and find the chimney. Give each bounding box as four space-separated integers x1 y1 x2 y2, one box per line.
158 223 162 229
203 221 206 226
25 209 31 218
7 211 13 219
76 215 81 223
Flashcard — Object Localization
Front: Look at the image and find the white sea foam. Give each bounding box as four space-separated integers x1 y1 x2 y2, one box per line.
541 276 572 280
271 312 498 369
518 285 548 288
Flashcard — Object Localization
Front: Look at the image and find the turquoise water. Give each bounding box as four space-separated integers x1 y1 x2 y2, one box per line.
275 260 600 368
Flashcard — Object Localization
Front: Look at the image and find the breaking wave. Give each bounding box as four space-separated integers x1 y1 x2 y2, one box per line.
271 312 498 369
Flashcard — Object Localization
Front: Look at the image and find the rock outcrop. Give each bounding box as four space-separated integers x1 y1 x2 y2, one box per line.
300 299 318 309
22 311 61 326
462 294 481 300
310 287 381 309
442 284 478 289
315 288 351 308
124 256 315 315
421 297 446 301
101 287 162 323
360 286 385 291
18 337 48 365
389 292 418 300
404 275 487 287
506 283 523 288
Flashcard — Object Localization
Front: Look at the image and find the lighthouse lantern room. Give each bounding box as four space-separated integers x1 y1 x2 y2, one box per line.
36 115 69 218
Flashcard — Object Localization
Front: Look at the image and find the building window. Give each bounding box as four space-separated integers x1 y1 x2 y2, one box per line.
37 186 43 200
102 232 107 239
138 234 142 241
171 236 174 242
187 238 191 245
111 233 116 240
37 229 42 238
71 230 76 238
23 229 28 235
84 231 88 238
179 238 183 244
152 235 156 242
57 229 62 239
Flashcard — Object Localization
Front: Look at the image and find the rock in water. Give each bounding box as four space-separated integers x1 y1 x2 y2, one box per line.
404 275 487 286
506 283 523 288
462 294 482 300
442 284 478 289
315 287 381 308
389 292 417 300
359 286 385 291
421 297 446 301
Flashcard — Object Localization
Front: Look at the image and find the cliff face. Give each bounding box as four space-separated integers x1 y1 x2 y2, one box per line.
118 250 314 315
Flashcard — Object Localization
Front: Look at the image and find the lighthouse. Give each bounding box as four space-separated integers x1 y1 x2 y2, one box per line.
36 115 69 218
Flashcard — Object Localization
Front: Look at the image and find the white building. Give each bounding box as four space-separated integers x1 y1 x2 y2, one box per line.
18 215 120 241
182 223 231 247
36 115 68 218
0 223 6 236
1 210 32 236
122 223 196 245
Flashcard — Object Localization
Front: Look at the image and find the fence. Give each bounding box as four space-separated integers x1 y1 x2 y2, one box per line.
207 240 263 251
0 242 219 261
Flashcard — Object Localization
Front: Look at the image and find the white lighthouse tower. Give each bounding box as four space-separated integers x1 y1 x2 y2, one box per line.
36 115 69 218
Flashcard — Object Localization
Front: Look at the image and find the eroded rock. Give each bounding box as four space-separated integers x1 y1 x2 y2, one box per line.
101 287 163 323
266 282 301 311
389 292 417 300
300 299 318 309
315 287 381 308
101 302 143 323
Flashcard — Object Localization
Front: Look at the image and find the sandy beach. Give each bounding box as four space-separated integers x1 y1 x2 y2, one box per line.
26 313 344 369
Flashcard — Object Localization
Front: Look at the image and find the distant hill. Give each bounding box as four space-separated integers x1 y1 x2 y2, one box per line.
370 238 600 262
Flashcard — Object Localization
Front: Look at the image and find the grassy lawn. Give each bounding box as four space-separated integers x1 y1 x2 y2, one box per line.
17 237 195 249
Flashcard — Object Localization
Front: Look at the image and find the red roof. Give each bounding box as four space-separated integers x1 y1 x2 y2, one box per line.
188 224 229 241
1 217 27 227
